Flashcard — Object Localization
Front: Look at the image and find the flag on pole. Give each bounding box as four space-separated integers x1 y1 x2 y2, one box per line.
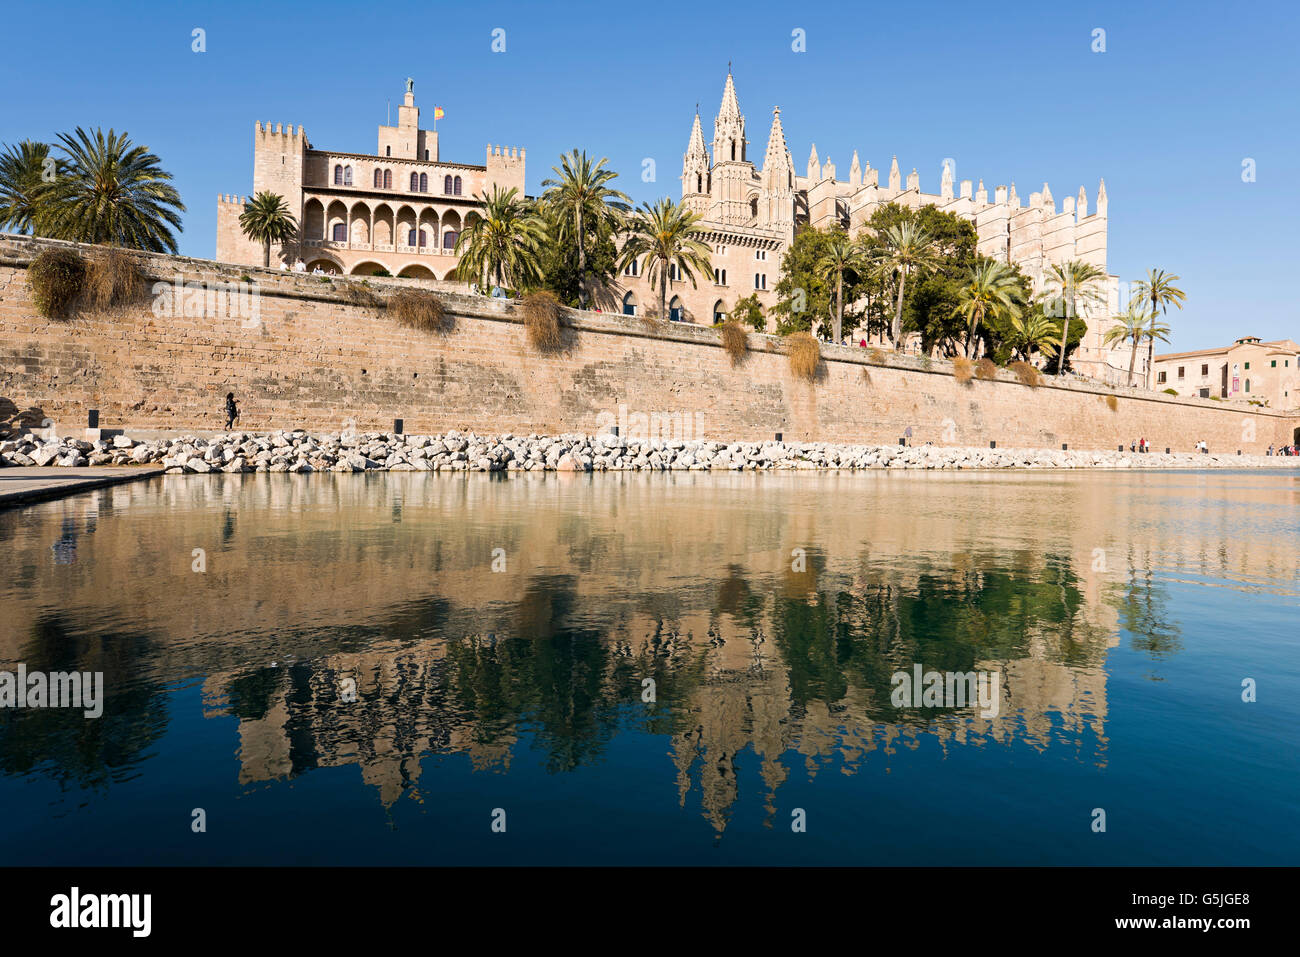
433 107 445 120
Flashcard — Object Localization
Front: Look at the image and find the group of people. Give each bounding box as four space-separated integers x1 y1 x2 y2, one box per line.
278 258 336 275
1266 444 1300 456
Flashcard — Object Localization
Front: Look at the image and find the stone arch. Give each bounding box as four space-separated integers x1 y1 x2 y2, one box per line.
419 208 440 249
350 261 390 276
396 205 417 249
712 299 726 324
325 200 348 242
622 291 639 316
303 198 325 240
397 264 436 279
668 295 683 322
440 210 462 252
372 204 394 246
349 202 371 244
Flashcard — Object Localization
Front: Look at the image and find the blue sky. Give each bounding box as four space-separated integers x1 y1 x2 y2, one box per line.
2 0 1297 350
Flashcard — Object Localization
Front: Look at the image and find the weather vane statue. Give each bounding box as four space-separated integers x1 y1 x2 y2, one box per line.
406 77 414 94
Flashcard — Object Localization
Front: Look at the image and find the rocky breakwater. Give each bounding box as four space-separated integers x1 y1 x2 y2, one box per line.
4 431 1300 472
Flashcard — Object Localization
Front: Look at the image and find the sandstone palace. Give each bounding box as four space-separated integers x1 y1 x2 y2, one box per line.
215 73 1129 381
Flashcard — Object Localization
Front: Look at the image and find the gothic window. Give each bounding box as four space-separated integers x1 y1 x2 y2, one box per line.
343 166 353 186
419 172 428 192
444 175 453 193
443 230 458 249
669 296 683 322
374 169 382 188
418 229 427 248
697 174 702 192
333 165 343 185
622 292 638 316
730 141 735 161
408 228 418 246
332 222 345 241
410 173 419 191
713 300 725 324
454 176 463 195
383 169 392 189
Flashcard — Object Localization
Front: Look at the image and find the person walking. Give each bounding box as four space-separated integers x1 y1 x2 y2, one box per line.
224 392 239 430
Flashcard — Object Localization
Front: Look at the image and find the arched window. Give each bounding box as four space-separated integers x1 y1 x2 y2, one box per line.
419 172 428 192
333 164 343 185
669 296 683 322
713 300 726 324
453 176 462 195
408 228 418 246
343 166 353 186
374 169 383 188
625 258 638 277
443 230 458 250
730 141 735 161
1245 379 1251 393
622 292 638 316
669 263 680 281
332 222 346 241
444 175 453 194
696 174 702 192
418 229 427 248
383 169 392 189
410 172 419 191
385 146 391 157
424 149 430 161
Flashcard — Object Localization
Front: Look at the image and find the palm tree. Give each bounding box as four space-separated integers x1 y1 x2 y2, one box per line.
817 230 867 343
1043 260 1107 376
455 185 546 291
1008 311 1061 364
239 191 298 268
956 259 1023 358
540 150 630 309
871 219 940 350
38 127 184 251
618 198 712 323
1102 306 1152 387
1131 269 1185 389
0 140 55 234
1141 317 1172 386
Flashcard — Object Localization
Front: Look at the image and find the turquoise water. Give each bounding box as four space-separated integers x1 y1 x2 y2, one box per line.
1 470 1297 864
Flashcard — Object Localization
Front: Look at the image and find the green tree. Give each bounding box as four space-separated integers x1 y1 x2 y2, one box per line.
817 228 868 343
540 150 629 309
859 204 980 354
871 218 941 350
956 259 1024 358
39 127 184 251
730 292 766 332
535 210 620 308
771 226 835 336
238 191 299 268
1007 310 1061 363
1043 260 1107 376
1131 269 1185 388
617 198 712 324
455 185 546 291
0 140 55 234
1102 306 1152 387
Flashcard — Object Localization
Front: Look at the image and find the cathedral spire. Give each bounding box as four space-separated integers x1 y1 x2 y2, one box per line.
681 109 710 206
712 68 746 164
849 150 861 187
807 143 821 180
888 155 900 191
762 106 791 173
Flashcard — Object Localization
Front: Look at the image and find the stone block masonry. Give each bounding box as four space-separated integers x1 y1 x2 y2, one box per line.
2 235 1297 453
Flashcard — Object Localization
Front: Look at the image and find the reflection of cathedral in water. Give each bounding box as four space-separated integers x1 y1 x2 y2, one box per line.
203 555 1119 832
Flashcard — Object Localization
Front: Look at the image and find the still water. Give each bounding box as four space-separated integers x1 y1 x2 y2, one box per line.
1 470 1297 865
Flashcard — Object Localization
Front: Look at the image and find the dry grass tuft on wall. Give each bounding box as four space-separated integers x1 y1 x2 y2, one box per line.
390 287 449 333
522 290 564 351
952 356 974 383
1009 361 1043 388
84 247 146 312
788 332 821 382
27 248 87 319
975 358 998 380
719 320 748 365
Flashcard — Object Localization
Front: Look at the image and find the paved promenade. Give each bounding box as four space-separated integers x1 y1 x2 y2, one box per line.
0 466 163 509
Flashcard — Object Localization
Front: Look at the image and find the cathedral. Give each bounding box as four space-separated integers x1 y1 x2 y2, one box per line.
616 70 1127 381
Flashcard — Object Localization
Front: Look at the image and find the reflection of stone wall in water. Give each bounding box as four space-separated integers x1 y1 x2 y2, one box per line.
3 235 1298 452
